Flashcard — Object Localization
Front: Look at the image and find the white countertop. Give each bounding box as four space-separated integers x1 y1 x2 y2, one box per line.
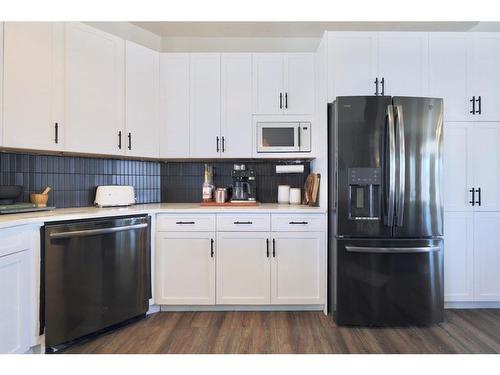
0 203 326 230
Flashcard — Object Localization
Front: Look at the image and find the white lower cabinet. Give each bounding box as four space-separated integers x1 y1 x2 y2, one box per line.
271 232 325 305
473 212 500 301
216 232 270 304
155 213 326 307
156 232 216 305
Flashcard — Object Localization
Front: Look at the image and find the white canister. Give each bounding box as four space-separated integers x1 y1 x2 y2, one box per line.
289 188 302 205
277 185 291 204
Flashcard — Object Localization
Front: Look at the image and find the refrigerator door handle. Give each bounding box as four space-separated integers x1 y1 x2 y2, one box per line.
346 246 440 254
395 105 406 227
385 105 396 227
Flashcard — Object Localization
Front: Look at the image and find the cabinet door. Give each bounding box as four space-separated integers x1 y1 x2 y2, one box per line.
443 122 474 211
471 122 500 211
473 212 500 301
159 53 190 158
65 22 125 156
125 41 159 158
444 211 474 302
271 232 325 305
283 53 314 115
0 250 32 354
0 22 3 146
429 34 470 121
469 34 500 121
3 22 64 151
378 32 428 97
189 54 221 158
216 232 270 305
327 32 378 100
156 232 215 305
221 53 253 158
252 53 284 114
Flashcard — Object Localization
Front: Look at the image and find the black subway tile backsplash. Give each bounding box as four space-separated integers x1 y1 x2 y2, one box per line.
0 152 310 207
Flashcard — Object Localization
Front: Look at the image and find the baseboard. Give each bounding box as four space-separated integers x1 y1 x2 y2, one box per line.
445 301 500 309
159 304 325 312
147 304 161 315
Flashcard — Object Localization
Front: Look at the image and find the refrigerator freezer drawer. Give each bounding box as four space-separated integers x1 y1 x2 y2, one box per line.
336 237 444 326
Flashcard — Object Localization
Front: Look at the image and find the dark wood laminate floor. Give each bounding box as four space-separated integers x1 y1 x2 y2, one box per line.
64 309 500 354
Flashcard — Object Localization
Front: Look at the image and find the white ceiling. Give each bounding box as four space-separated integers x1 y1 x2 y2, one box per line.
131 21 500 38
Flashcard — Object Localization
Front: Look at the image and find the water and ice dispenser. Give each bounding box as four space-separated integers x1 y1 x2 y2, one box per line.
348 168 381 220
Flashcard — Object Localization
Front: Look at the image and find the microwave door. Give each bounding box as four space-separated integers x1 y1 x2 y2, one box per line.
258 123 299 152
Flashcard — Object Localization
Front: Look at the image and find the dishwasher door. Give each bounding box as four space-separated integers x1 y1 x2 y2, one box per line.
43 215 150 348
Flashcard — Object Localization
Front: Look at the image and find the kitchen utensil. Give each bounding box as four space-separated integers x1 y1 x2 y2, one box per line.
30 193 49 207
278 185 290 204
0 185 23 205
41 186 52 195
215 188 228 203
289 188 302 205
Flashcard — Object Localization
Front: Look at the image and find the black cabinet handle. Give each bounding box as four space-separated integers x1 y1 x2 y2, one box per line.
211 238 214 258
272 238 276 258
469 188 475 206
381 77 385 96
470 96 476 114
476 96 482 115
222 136 225 152
374 77 379 96
216 136 220 153
298 126 301 147
279 93 283 109
118 131 122 149
285 92 288 109
475 187 481 206
175 221 195 225
266 238 270 258
54 123 59 144
127 132 132 150
234 221 253 225
289 221 308 225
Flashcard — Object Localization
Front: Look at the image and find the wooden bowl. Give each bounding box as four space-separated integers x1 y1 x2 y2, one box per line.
30 193 49 208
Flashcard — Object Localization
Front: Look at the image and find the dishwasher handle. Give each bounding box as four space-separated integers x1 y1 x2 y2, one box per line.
49 223 148 239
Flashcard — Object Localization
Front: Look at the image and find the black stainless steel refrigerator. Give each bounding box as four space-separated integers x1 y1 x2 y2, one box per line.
328 96 444 326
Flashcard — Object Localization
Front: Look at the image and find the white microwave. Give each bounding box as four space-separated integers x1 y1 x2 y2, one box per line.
256 122 311 153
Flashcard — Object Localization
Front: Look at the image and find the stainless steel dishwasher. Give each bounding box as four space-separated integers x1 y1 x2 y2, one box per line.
42 215 151 351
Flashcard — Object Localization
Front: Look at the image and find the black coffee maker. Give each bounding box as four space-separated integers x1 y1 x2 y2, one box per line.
231 164 257 202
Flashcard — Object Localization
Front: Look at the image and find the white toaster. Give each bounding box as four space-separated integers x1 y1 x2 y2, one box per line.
94 185 136 207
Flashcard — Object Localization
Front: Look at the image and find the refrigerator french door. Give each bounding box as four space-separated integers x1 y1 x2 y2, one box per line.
329 96 444 326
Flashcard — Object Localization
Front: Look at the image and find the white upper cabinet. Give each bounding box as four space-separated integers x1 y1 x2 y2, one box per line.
220 53 253 158
252 53 284 114
471 122 500 211
443 122 474 211
377 33 428 97
468 34 500 121
473 212 500 301
189 53 221 158
159 53 190 158
444 211 474 302
327 32 378 99
65 22 125 156
2 22 64 151
0 22 3 146
125 41 160 158
429 34 470 121
283 53 315 115
253 53 314 115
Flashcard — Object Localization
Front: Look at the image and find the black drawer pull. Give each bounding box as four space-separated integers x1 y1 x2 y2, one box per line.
289 221 308 225
234 221 253 225
175 221 195 225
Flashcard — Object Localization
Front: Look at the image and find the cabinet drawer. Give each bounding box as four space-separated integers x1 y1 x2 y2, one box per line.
217 214 270 231
157 214 216 232
0 226 34 258
271 214 325 232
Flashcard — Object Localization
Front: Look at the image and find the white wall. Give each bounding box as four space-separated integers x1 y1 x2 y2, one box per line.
161 37 320 52
85 22 162 51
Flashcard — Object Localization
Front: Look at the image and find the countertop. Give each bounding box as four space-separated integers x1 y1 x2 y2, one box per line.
0 203 326 230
